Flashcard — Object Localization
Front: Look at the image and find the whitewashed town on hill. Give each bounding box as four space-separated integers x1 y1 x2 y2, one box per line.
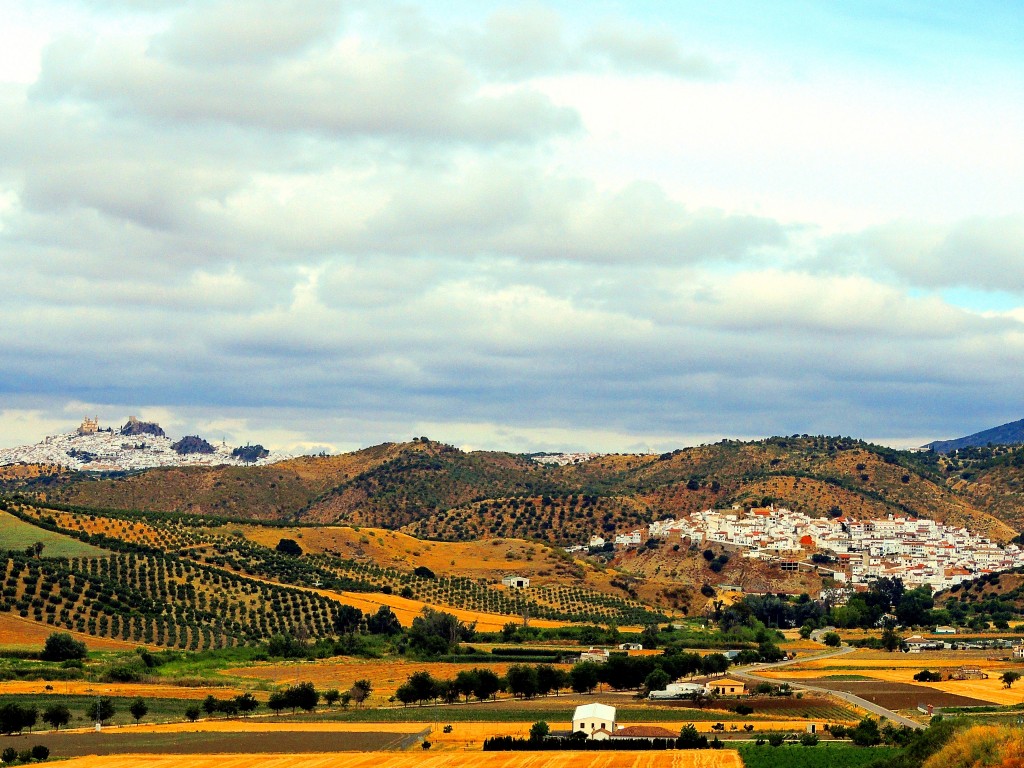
0 417 287 472
571 505 1023 592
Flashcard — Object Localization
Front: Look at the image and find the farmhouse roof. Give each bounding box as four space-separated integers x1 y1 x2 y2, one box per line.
573 703 616 721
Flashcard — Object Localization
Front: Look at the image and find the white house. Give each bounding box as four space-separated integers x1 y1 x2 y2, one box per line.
501 575 530 588
573 703 616 736
580 647 610 663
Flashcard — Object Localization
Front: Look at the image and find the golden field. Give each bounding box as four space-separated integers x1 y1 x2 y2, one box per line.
221 658 570 702
57 753 743 768
0 679 266 701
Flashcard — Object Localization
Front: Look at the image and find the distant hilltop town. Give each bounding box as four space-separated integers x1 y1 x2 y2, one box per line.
568 505 1021 592
0 416 285 472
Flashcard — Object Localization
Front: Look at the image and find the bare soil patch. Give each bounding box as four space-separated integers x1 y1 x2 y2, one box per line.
800 679 990 710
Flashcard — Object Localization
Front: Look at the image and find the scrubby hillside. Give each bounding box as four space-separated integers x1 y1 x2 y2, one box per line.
12 435 1019 544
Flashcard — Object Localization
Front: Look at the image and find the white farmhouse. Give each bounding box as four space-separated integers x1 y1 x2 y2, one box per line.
501 575 529 588
573 702 616 736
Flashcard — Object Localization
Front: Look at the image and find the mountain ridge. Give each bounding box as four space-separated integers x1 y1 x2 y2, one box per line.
924 417 1024 454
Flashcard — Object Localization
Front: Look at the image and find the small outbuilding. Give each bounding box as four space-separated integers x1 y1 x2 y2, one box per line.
706 678 746 696
501 575 530 588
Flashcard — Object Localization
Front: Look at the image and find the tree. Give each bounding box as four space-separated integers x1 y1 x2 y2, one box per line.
850 717 881 746
366 605 402 636
184 705 201 722
395 683 417 707
823 632 842 647
406 671 439 705
333 605 363 635
408 608 475 656
1002 671 1021 689
350 679 372 707
31 745 49 762
41 632 87 662
86 698 116 724
0 748 15 765
881 626 903 652
323 689 340 707
285 682 320 713
569 663 600 694
0 704 35 735
234 693 259 717
275 538 303 556
202 695 219 717
42 704 71 731
644 669 671 695
505 664 538 698
529 721 550 741
129 698 148 724
800 732 819 746
472 669 502 701
267 692 287 715
454 669 480 702
535 665 566 696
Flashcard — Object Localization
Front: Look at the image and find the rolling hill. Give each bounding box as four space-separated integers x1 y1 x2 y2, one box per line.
8 434 1019 544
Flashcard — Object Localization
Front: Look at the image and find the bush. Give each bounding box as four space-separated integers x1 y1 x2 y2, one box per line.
799 732 819 746
41 632 87 662
31 745 50 761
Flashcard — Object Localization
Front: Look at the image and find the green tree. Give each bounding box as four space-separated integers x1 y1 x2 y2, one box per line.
42 704 71 731
881 626 903 652
529 721 550 741
644 668 671 695
823 632 842 647
851 717 881 746
472 669 502 701
505 664 538 698
1002 671 1021 689
285 682 320 713
267 692 287 715
184 705 201 722
128 698 148 724
275 538 302 556
569 662 600 694
323 689 340 707
234 693 259 716
86 698 116 724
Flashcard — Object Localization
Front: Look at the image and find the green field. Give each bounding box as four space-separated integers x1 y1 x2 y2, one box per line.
0 513 109 558
738 743 898 768
0 693 199 728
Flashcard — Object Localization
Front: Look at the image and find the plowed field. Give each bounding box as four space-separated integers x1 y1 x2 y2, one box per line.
57 752 743 768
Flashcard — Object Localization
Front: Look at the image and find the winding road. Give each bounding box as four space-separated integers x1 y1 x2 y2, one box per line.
732 645 926 730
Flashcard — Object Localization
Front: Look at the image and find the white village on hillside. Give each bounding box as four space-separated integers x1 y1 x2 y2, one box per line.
570 505 1024 593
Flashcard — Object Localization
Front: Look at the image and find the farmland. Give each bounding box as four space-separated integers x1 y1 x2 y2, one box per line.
0 511 109 558
55 753 744 768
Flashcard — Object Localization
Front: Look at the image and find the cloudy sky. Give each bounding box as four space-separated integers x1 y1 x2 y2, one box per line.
1 1 1023 455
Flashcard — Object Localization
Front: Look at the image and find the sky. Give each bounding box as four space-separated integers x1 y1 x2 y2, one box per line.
1 1 1023 455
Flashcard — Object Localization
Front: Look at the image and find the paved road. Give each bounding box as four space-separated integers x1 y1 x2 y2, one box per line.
733 645 925 730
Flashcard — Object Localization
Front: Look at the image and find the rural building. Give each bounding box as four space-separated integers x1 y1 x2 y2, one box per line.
573 703 616 736
501 575 529 588
1014 645 1024 660
951 665 988 680
648 682 705 700
934 626 957 634
618 642 643 651
706 678 746 696
579 647 610 663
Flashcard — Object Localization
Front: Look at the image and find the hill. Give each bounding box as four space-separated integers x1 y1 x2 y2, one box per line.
924 417 1024 453
14 435 1018 543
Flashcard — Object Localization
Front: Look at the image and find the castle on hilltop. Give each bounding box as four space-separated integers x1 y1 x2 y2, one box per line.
77 416 99 435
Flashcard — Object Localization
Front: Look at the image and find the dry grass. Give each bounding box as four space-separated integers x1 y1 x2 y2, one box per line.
58 751 743 768
922 724 1024 768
